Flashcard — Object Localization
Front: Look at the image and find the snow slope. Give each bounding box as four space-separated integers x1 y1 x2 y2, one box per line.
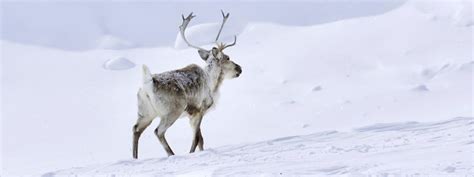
1 0 473 176
0 1 404 50
45 117 474 176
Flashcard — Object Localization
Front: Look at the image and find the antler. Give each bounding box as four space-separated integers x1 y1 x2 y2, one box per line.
179 12 207 51
215 10 229 43
215 10 237 50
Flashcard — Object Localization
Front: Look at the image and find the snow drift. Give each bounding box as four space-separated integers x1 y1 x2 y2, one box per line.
44 117 474 176
0 1 404 50
103 57 136 70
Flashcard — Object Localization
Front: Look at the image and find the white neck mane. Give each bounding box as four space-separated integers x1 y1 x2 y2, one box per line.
205 63 224 94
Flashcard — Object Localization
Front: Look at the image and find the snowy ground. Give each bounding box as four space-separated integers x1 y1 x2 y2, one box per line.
1 0 473 176
45 117 474 176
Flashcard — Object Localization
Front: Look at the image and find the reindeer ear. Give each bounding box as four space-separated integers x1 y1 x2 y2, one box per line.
211 47 219 58
198 49 209 61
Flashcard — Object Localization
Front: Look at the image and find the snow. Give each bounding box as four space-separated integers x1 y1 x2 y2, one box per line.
411 0 473 26
45 117 474 176
103 57 136 70
0 1 404 50
96 35 136 50
1 0 473 176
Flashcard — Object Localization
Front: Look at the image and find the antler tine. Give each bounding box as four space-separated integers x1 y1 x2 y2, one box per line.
215 10 230 43
222 35 237 50
179 12 207 51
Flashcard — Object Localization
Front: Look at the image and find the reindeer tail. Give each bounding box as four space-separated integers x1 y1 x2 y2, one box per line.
142 64 152 84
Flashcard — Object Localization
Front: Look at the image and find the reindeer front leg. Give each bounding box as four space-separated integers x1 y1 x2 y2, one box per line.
189 113 204 153
197 129 204 151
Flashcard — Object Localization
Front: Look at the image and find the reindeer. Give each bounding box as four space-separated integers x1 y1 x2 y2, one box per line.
132 11 242 159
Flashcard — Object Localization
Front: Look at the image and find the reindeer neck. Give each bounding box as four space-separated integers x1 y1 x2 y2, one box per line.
205 64 224 93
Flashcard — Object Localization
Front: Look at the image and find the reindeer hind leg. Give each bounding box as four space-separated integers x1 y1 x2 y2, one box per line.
132 119 152 159
154 112 181 156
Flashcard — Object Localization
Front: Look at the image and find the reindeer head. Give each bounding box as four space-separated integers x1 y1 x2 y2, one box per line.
179 11 242 79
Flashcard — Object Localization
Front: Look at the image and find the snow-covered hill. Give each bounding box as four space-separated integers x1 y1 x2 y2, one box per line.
0 1 404 50
44 117 474 176
1 0 472 176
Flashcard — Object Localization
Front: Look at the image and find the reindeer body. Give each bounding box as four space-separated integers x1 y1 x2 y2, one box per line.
134 64 215 157
132 11 241 158
139 64 214 121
